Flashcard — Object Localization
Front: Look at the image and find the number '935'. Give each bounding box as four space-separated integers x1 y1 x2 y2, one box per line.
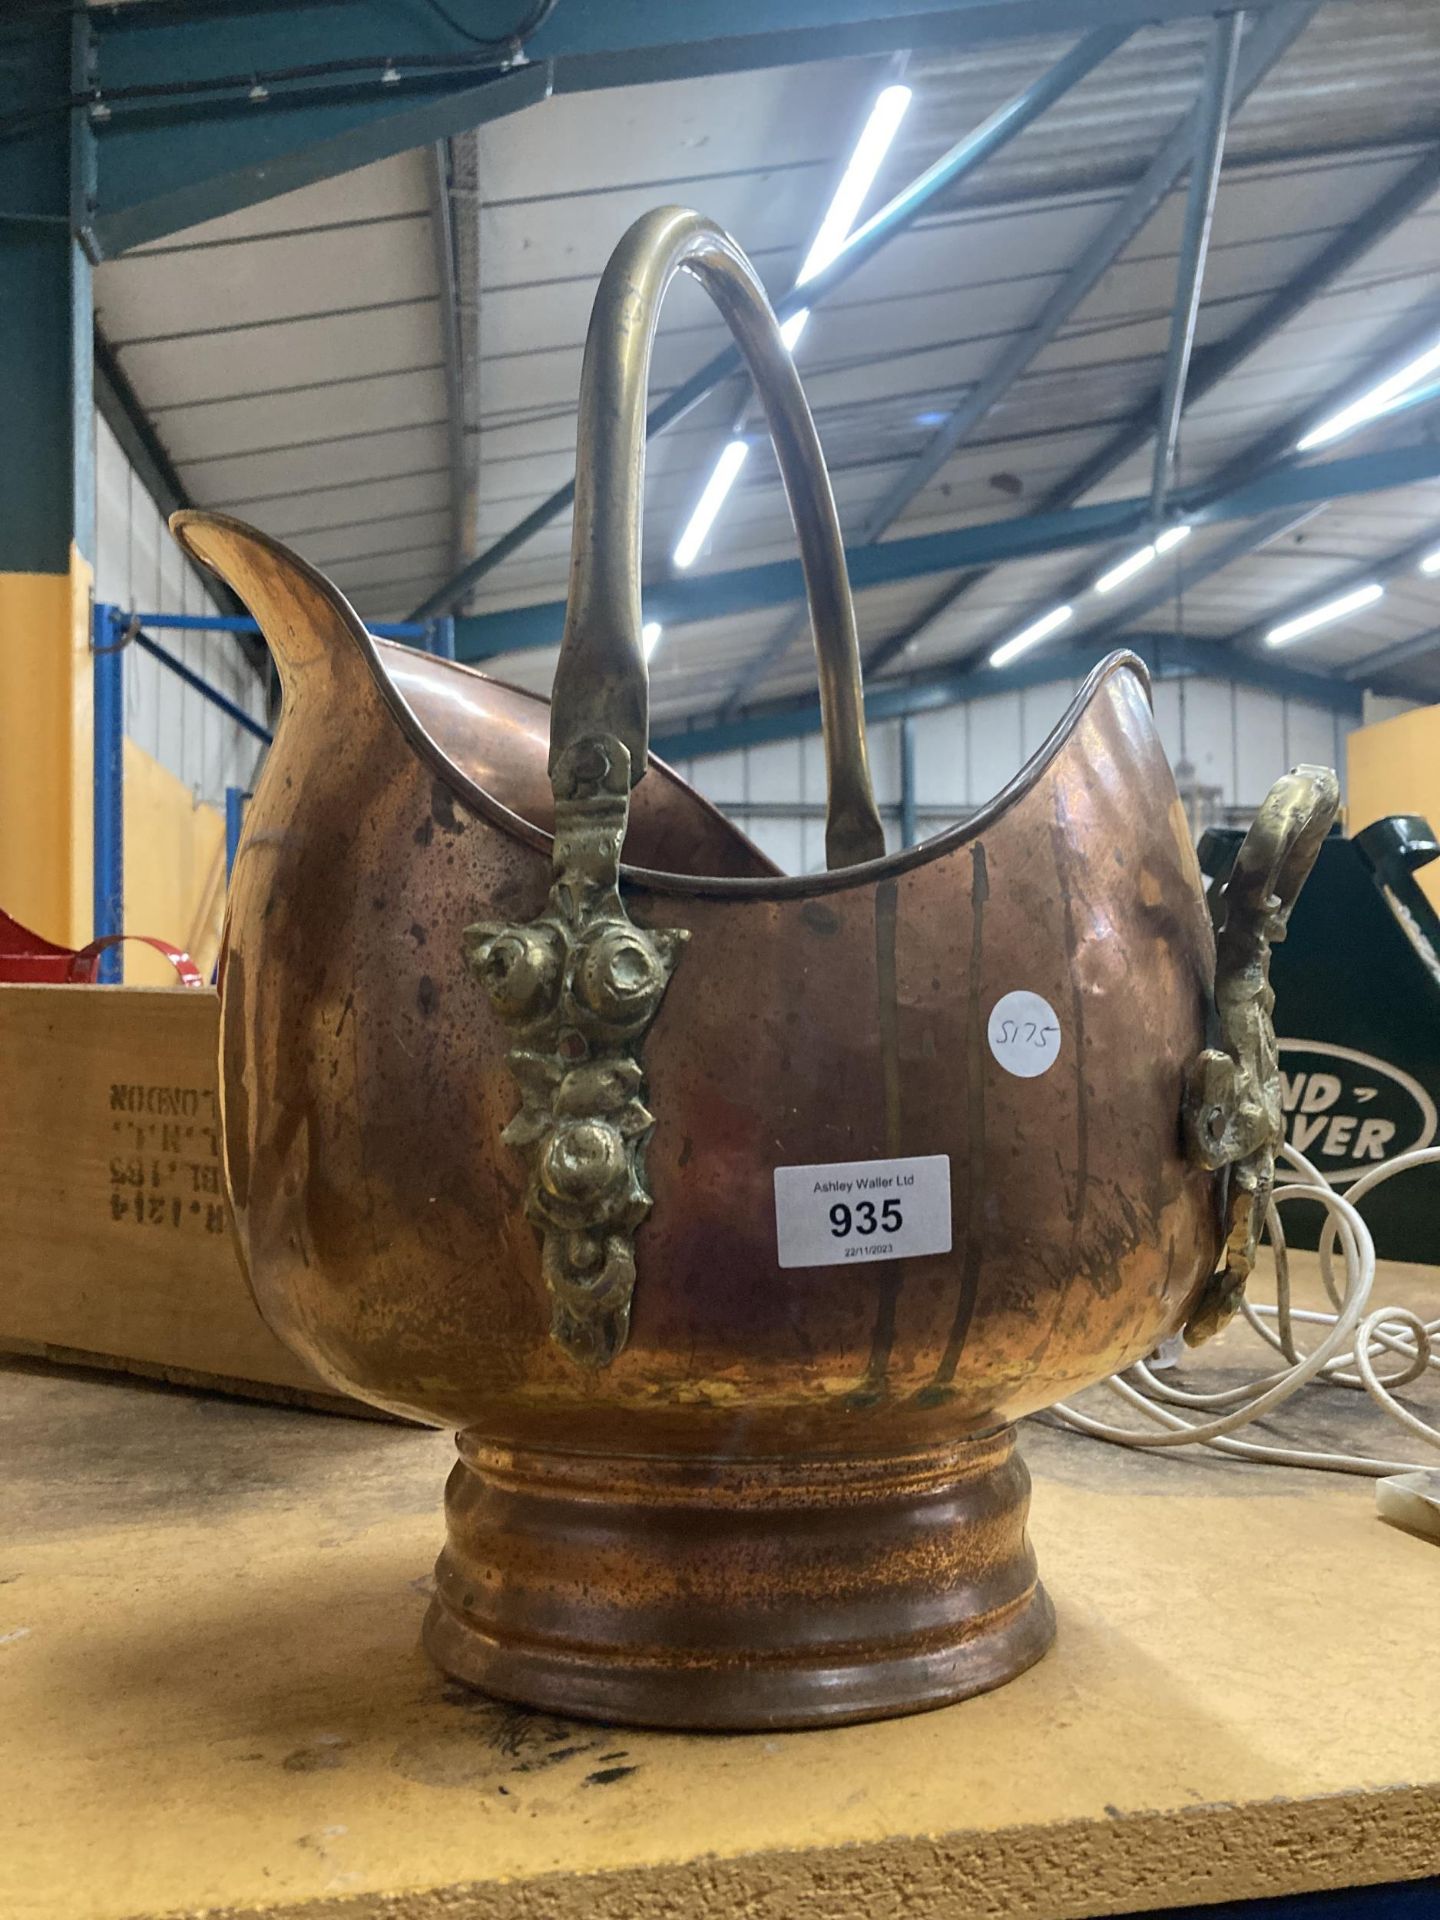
830 1199 902 1237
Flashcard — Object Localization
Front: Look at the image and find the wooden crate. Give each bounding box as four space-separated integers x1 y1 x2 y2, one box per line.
0 983 374 1414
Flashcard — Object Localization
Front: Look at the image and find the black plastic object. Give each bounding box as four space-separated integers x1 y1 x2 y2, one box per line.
1198 818 1440 1264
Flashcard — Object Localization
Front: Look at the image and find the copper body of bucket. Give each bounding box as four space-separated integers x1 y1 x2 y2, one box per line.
174 209 1336 1730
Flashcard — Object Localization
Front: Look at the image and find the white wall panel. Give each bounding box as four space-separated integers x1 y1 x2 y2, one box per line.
745 739 802 806
1177 678 1237 805
866 720 902 810
682 674 1358 865
1285 698 1342 784
969 692 1024 806
737 814 805 876
1149 677 1184 770
912 707 967 810
1234 690 1287 808
688 747 746 805
1020 679 1077 758
799 732 827 808
94 411 267 810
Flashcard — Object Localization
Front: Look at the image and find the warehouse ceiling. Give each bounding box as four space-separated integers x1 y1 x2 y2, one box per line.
94 0 1440 721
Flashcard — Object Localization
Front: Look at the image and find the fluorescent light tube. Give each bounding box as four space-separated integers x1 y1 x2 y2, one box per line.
642 621 662 662
1297 337 1440 451
673 439 750 570
1419 545 1440 576
779 309 810 352
989 604 1073 668
796 84 912 287
671 85 909 574
1093 525 1192 595
1265 582 1384 648
1094 546 1156 595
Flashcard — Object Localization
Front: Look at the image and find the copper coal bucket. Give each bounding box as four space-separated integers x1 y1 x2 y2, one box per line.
172 208 1337 1730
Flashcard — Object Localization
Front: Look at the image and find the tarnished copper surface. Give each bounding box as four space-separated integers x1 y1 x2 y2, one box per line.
168 206 1327 1732
428 1432 1053 1731
183 512 1222 1442
377 642 777 881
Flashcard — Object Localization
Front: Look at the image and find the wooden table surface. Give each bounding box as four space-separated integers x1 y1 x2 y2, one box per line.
3 1258 1438 1920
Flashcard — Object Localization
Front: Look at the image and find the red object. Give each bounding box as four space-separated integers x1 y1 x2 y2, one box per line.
0 908 204 986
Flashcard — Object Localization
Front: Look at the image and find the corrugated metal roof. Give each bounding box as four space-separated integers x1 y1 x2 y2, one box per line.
95 152 456 616
97 0 1440 704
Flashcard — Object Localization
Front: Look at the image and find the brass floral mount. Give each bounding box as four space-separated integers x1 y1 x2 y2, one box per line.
1181 764 1339 1344
463 734 686 1367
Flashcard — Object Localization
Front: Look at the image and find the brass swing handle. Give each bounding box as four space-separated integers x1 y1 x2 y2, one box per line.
552 206 885 872
467 209 889 1368
1181 764 1340 1344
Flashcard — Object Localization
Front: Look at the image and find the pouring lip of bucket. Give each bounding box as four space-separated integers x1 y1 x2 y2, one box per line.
171 508 1155 903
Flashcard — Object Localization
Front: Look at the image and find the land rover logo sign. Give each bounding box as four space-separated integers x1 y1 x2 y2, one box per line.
1278 1040 1438 1188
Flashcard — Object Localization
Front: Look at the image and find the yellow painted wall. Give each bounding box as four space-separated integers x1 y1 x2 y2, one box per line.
1347 703 1440 915
0 555 94 947
121 739 226 984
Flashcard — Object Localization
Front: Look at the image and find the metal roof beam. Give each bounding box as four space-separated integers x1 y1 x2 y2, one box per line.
649 631 1367 762
887 242 1440 678
1148 9 1240 523
854 3 1315 542
452 439 1440 660
83 54 553 259
1032 147 1440 523
426 142 468 578
86 0 1231 259
407 22 1133 621
725 0 1315 706
862 143 1440 676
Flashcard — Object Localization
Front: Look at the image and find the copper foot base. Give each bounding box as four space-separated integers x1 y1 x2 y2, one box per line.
423 1426 1054 1731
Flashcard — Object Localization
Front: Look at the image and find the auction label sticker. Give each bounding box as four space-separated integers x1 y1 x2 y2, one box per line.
773 1154 952 1270
987 989 1062 1079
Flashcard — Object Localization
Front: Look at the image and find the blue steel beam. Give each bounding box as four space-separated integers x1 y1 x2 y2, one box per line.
224 786 247 882
954 321 1440 667
899 716 918 848
724 0 1315 708
92 613 125 983
852 5 1315 546
1149 9 1240 522
1033 149 1440 524
1036 328 1440 649
87 62 552 259
0 17 94 575
132 607 431 641
80 0 1307 259
861 143 1440 675
650 632 1368 764
453 440 1440 660
131 633 274 746
408 23 1133 621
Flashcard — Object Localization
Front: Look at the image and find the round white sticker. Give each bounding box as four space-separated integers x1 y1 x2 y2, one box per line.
987 990 1062 1079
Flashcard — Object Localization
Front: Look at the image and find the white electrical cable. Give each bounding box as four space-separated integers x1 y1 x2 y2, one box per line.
1050 1141 1440 1477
